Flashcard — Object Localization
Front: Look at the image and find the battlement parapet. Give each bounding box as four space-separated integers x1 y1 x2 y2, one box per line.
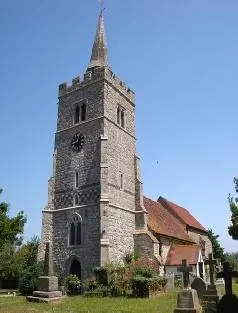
58 67 135 102
104 68 135 102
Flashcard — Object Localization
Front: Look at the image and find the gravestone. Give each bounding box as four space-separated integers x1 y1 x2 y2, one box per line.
165 272 174 289
174 259 202 313
191 277 207 300
217 261 238 313
217 261 238 296
27 241 63 303
203 254 220 313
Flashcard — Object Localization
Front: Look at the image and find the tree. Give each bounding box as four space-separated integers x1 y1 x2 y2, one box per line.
228 178 238 240
0 189 26 249
207 229 225 262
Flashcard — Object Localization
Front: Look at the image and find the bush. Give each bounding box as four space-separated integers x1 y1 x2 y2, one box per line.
83 278 98 292
131 276 164 297
93 267 108 285
18 262 43 295
65 274 81 295
132 276 153 297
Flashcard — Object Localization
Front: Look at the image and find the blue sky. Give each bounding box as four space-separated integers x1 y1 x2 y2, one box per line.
0 0 238 252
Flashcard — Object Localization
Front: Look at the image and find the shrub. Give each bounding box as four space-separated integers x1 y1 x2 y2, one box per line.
131 276 153 297
131 276 164 297
84 278 98 291
65 274 81 295
93 267 108 285
18 262 44 295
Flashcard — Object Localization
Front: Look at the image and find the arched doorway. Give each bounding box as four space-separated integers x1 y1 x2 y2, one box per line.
69 259 81 280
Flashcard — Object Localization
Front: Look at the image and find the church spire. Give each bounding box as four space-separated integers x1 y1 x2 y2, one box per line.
88 7 108 69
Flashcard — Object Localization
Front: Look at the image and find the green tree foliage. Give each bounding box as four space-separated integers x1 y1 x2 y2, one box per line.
228 178 238 240
0 189 26 249
224 252 238 271
18 262 44 295
207 229 225 262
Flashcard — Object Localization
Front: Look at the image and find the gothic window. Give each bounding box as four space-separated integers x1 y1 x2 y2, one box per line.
74 106 80 124
75 172 79 188
81 103 86 121
74 101 87 124
117 106 125 128
69 214 82 246
117 107 120 124
121 110 125 128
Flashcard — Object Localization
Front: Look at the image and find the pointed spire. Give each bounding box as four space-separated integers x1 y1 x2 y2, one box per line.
88 9 108 69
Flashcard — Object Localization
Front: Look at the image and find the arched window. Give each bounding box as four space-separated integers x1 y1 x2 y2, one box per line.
81 103 86 121
74 106 80 124
121 110 125 128
117 107 120 124
69 214 82 246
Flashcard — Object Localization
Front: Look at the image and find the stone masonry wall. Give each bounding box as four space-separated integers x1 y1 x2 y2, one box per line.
52 205 100 281
187 229 213 258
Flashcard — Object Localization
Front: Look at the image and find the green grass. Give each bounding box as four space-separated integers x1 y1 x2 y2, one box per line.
0 282 238 313
0 291 177 313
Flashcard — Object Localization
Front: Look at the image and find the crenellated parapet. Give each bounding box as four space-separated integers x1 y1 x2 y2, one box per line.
58 67 135 102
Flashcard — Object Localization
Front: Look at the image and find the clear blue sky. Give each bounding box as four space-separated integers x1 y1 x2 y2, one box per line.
0 0 238 252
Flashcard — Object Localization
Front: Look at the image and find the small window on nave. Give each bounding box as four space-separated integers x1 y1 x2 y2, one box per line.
69 214 82 246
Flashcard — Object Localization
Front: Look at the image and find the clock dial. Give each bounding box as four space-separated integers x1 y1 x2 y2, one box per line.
71 134 85 152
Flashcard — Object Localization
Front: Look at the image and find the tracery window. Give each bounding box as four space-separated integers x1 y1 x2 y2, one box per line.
117 106 125 128
74 101 87 124
69 214 82 246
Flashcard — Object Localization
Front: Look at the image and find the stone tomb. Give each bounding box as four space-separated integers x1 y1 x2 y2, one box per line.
27 241 63 303
174 259 202 313
191 277 207 300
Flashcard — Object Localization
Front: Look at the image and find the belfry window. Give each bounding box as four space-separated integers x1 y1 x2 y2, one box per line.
69 214 82 246
117 106 125 128
81 103 86 121
121 110 125 128
74 101 87 124
117 107 120 124
74 106 80 124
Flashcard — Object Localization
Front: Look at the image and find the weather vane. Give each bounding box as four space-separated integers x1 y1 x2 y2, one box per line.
99 0 105 13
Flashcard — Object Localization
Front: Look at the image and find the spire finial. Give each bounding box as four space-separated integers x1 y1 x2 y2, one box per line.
87 1 108 69
99 0 105 14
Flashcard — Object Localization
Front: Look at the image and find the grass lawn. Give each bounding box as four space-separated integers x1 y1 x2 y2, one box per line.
0 283 238 313
0 291 177 313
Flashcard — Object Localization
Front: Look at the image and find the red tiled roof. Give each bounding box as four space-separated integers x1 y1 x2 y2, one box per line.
143 196 193 242
158 197 207 232
166 244 200 265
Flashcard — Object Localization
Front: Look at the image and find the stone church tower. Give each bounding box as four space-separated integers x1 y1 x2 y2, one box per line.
38 10 148 280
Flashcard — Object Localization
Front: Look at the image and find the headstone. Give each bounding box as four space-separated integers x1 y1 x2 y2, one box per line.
205 253 217 285
203 254 220 312
177 259 193 289
174 259 202 313
191 277 207 299
217 261 238 296
165 272 174 289
26 241 63 303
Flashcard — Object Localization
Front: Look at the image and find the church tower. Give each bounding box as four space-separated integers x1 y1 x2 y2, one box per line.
38 9 147 280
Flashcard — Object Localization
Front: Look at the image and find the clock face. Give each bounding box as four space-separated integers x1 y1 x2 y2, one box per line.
71 134 85 152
